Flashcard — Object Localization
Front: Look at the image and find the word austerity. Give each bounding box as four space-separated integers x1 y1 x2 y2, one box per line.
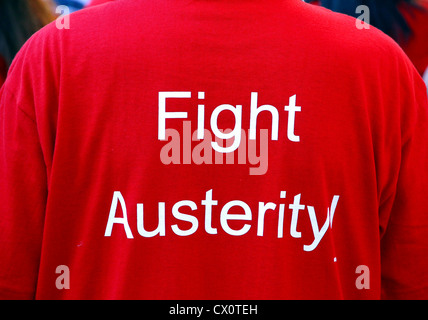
104 190 340 252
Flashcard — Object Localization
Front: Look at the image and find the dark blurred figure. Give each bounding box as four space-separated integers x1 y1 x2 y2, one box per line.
307 0 428 77
0 0 56 86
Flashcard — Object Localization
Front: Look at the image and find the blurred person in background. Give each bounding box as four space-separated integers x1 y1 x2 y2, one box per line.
54 0 90 12
0 0 56 87
307 0 428 88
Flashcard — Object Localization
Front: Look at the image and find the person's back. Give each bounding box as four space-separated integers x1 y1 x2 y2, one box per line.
1 0 428 299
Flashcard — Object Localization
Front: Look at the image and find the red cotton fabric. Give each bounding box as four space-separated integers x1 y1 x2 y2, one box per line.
1 0 428 300
87 0 114 7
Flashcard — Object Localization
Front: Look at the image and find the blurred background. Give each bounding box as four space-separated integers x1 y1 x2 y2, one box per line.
0 0 427 90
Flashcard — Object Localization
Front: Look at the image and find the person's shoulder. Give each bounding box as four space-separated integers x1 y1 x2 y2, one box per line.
87 0 115 8
300 1 414 73
304 2 400 49
7 1 125 66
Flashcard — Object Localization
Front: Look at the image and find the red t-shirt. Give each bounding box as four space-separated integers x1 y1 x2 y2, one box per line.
87 0 114 7
1 0 428 300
